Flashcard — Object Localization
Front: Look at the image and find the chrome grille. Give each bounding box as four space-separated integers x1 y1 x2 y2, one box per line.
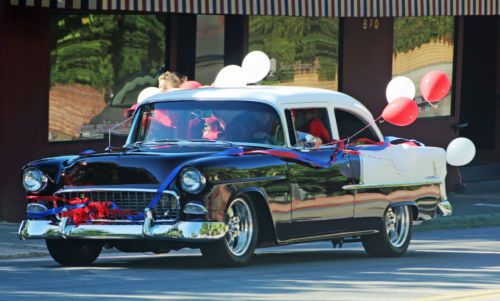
54 188 179 220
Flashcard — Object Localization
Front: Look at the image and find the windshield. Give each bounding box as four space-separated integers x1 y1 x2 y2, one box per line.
131 101 284 146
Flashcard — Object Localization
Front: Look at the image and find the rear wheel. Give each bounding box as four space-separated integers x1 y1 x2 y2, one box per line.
46 239 103 266
362 205 413 257
201 196 258 266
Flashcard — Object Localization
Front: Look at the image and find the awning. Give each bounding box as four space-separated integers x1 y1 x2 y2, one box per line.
9 0 500 17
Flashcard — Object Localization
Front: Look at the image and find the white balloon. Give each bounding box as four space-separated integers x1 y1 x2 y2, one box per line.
446 137 476 166
386 76 416 103
213 65 248 88
242 51 271 84
392 144 418 172
137 87 161 103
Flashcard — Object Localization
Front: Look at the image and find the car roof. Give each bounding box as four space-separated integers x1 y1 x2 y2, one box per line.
137 85 384 144
143 85 375 120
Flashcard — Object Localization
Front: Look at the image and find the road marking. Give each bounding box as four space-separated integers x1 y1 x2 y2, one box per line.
473 203 500 208
415 289 500 301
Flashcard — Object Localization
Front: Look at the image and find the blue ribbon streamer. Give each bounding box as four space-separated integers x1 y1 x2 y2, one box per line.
29 136 416 221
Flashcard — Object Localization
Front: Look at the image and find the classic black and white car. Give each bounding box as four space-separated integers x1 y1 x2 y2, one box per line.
19 86 452 266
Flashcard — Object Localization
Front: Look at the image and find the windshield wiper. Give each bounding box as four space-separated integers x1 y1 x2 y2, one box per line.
131 139 180 147
187 139 235 147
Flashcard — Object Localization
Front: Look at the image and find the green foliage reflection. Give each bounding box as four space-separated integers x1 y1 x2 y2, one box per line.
50 15 166 94
394 17 454 54
249 16 338 83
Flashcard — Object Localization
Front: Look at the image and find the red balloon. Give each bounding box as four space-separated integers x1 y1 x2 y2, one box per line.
180 80 203 89
420 71 451 103
382 97 419 126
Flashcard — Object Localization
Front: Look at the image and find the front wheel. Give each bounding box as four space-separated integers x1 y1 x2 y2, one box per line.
362 205 413 257
46 239 103 266
201 196 258 266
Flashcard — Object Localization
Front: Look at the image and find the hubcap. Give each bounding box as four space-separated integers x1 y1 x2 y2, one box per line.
385 206 411 248
225 198 253 256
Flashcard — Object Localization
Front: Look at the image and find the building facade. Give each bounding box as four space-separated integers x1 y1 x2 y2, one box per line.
1 0 500 221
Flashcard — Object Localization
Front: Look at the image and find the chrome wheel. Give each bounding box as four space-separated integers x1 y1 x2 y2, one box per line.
362 205 414 257
225 198 254 256
385 206 411 248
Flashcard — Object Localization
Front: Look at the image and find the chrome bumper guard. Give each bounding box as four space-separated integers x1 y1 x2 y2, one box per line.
437 199 453 217
19 216 227 241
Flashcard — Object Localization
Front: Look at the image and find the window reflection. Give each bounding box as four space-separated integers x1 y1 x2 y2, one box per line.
195 15 225 85
248 16 339 90
49 14 167 141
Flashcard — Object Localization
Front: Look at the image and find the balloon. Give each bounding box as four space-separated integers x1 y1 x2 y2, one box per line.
393 144 418 172
420 71 451 103
137 87 161 103
180 80 202 89
386 76 416 103
446 137 476 166
213 65 248 88
381 97 419 126
242 51 271 84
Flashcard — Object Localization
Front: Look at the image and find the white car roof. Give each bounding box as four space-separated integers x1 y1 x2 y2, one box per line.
143 85 376 121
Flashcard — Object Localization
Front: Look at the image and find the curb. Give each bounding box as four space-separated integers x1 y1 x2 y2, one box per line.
0 252 48 260
414 214 500 232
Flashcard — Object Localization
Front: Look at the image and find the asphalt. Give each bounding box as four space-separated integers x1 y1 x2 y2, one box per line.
1 192 500 260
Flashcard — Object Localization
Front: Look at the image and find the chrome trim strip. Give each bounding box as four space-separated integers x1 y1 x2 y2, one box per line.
342 180 442 190
211 176 287 185
183 203 208 215
55 188 179 199
18 219 227 241
277 230 379 245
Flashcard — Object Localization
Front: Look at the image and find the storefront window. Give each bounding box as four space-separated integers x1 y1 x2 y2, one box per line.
248 16 339 90
195 15 225 85
393 17 455 118
49 14 167 141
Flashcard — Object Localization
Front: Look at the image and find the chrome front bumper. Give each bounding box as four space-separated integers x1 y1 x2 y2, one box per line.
437 199 453 217
19 219 227 241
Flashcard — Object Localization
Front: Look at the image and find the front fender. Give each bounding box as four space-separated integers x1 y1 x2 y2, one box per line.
22 155 78 195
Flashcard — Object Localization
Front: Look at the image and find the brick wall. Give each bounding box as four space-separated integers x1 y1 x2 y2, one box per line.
392 41 454 75
48 83 106 140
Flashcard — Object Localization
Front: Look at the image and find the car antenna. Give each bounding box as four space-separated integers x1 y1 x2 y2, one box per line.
106 116 134 152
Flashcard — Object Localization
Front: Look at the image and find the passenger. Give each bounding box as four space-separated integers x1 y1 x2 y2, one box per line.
202 115 223 140
291 109 322 147
158 71 187 92
299 109 332 144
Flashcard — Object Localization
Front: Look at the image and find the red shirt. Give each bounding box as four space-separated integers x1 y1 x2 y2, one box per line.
303 117 331 143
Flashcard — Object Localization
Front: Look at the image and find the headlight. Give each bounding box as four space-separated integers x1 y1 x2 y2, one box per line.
180 167 206 194
22 167 48 193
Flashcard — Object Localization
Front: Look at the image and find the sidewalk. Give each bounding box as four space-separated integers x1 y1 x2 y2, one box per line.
1 192 500 259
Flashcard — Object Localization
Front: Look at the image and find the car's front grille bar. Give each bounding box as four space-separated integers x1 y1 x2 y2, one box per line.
54 188 180 221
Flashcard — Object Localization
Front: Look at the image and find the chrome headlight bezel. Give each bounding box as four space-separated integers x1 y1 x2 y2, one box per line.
22 167 48 193
180 167 206 194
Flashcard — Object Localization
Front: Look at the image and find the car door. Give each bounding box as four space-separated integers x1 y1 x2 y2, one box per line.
333 108 387 232
286 107 355 238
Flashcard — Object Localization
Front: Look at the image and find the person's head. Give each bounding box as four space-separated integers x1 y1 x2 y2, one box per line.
302 109 315 122
158 71 187 92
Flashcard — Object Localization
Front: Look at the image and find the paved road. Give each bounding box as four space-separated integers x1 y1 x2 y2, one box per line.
1 227 499 301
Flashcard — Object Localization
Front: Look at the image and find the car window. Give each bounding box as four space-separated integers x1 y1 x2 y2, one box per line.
286 107 333 146
133 101 285 146
334 109 380 142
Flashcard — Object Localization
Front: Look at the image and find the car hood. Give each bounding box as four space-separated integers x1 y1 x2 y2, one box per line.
62 144 232 186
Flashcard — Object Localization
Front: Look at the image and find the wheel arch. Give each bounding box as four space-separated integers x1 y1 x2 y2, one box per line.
388 201 418 221
233 188 278 246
